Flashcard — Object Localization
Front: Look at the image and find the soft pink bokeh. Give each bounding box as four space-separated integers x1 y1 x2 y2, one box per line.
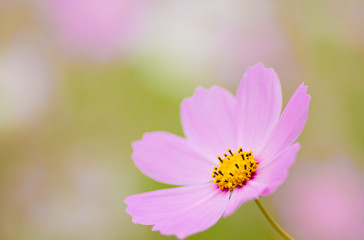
277 160 364 240
0 39 55 128
125 64 310 239
40 0 148 59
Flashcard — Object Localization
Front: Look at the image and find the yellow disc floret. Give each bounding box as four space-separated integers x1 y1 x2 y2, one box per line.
211 147 258 191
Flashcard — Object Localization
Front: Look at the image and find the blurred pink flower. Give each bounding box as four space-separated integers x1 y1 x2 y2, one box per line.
41 0 147 59
277 159 364 240
125 63 310 239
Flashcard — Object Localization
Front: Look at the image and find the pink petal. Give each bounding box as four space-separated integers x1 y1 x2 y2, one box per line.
181 86 237 159
235 63 282 154
132 132 215 185
253 143 301 196
258 83 310 161
223 182 261 217
125 183 229 239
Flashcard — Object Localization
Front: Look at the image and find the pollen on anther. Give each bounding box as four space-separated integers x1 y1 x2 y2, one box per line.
212 147 258 191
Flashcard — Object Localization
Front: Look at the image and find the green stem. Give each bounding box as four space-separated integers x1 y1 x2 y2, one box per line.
254 199 294 240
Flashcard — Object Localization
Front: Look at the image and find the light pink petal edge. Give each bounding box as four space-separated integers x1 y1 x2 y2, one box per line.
258 83 310 161
235 63 282 154
254 143 301 196
181 85 237 160
125 183 229 239
132 131 215 185
223 181 262 217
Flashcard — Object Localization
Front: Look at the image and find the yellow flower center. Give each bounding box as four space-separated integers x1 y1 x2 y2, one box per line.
212 147 259 191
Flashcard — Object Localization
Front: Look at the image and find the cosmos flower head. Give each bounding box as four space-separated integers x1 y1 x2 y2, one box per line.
125 63 310 239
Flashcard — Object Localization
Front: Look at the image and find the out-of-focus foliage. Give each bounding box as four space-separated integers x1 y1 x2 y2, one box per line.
0 0 363 239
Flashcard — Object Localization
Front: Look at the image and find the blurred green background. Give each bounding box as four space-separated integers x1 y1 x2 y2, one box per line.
0 1 363 240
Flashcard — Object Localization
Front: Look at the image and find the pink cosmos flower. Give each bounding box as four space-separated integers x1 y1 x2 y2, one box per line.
125 63 310 239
